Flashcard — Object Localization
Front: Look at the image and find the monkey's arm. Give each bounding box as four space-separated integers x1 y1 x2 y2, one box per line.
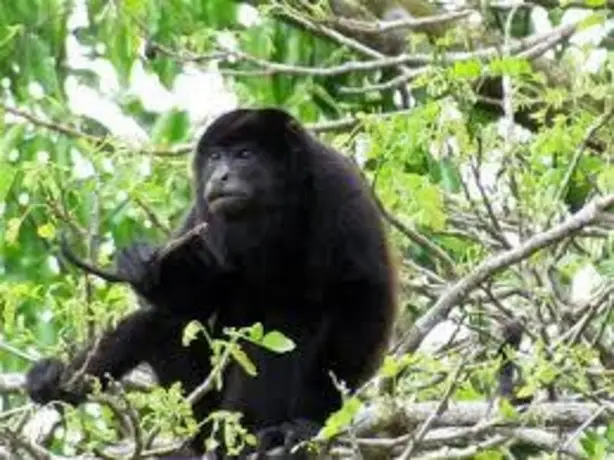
61 221 229 319
60 222 221 284
26 308 182 405
116 232 230 318
27 224 224 406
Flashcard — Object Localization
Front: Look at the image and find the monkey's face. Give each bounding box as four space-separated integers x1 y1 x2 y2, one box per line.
200 142 280 217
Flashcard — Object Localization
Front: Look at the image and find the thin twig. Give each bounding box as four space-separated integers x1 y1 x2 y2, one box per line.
397 354 471 459
325 9 473 34
395 194 614 355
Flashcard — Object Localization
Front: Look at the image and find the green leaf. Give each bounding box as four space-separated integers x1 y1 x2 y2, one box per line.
597 166 614 192
400 173 446 230
244 433 257 446
580 431 597 455
0 163 16 203
247 322 264 341
474 451 504 460
379 354 413 378
498 398 519 419
23 35 61 95
439 158 460 193
260 331 296 353
516 384 535 399
320 397 362 439
0 123 26 156
451 58 482 79
182 320 204 346
5 217 22 245
150 109 189 145
578 12 606 30
231 344 258 376
596 258 614 279
36 222 56 240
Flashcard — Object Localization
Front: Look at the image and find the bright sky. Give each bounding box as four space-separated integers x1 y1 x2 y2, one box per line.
63 0 261 149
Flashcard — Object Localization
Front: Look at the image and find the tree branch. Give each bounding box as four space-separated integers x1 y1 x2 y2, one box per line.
395 194 614 355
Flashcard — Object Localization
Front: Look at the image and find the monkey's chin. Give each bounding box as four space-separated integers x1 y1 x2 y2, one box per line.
209 196 251 216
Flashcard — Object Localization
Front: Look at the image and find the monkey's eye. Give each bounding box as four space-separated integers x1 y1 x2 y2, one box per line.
236 149 253 160
209 151 222 161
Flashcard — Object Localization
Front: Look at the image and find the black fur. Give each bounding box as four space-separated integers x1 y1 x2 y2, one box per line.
497 318 535 406
26 108 398 458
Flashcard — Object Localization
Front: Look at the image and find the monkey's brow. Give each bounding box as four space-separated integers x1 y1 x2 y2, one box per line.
206 143 245 153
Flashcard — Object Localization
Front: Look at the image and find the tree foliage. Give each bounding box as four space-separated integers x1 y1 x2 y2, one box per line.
1 0 614 458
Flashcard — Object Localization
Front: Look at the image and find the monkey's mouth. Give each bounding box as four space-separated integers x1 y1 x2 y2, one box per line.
208 193 251 212
209 192 249 203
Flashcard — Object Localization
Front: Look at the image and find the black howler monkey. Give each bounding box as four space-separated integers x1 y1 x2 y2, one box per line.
26 108 398 458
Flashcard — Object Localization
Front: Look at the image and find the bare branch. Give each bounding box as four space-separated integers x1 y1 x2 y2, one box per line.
323 9 474 34
354 400 612 435
395 194 614 356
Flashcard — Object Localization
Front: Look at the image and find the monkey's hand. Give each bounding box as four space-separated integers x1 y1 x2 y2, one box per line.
159 221 227 269
115 223 227 312
115 242 160 291
25 358 87 406
114 242 170 308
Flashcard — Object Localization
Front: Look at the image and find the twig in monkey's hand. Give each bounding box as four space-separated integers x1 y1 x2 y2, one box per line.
157 221 224 265
60 233 127 282
59 222 217 284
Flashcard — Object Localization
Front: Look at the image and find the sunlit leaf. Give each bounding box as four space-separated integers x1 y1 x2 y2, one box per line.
36 222 56 240
320 397 362 439
182 320 205 346
5 217 22 245
260 331 296 353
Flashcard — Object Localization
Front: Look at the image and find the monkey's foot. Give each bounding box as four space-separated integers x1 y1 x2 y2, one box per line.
252 419 320 459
